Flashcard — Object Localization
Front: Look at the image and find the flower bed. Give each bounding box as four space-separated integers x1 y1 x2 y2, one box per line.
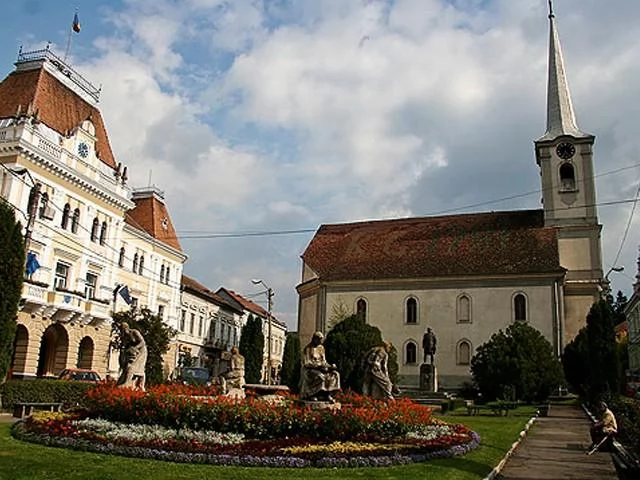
12 384 480 468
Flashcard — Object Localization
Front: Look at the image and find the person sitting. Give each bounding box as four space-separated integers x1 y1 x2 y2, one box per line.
587 400 617 454
300 331 340 402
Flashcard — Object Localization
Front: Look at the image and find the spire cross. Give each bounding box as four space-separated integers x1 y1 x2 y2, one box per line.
548 0 554 18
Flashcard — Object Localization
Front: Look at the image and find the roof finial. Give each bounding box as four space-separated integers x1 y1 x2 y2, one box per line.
548 0 554 19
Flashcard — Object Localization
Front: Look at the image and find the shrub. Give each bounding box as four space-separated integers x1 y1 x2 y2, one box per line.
0 379 95 409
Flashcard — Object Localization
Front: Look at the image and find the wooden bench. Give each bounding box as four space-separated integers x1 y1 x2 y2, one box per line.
611 439 640 480
13 402 63 418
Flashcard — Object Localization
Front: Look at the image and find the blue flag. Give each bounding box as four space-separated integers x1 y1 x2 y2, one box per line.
72 12 81 33
114 284 132 305
25 252 40 276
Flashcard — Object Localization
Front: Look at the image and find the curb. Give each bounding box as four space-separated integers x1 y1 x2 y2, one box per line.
483 414 538 480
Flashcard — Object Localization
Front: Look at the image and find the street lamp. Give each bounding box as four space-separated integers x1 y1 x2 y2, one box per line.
251 279 274 385
603 266 624 299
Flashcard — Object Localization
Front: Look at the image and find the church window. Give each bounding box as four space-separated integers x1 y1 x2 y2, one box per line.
356 298 367 320
457 294 472 323
71 208 80 233
457 340 472 365
406 297 418 324
99 221 107 245
405 341 418 365
90 218 99 242
514 293 527 322
559 163 576 191
61 203 70 229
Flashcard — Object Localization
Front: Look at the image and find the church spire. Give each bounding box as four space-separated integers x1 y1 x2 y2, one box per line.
538 1 590 141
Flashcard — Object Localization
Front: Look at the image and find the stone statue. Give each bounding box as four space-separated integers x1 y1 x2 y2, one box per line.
362 342 394 400
422 327 437 364
300 331 340 402
117 322 147 390
223 346 245 390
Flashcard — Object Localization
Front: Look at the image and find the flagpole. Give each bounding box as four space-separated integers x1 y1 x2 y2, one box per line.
63 22 73 62
64 9 80 62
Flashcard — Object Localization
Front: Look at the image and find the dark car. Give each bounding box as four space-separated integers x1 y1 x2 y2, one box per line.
58 368 101 383
179 367 211 385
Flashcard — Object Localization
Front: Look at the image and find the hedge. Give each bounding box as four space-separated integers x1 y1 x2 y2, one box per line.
0 380 95 410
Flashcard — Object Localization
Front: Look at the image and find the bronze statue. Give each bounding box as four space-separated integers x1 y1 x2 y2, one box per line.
300 331 340 402
422 328 437 364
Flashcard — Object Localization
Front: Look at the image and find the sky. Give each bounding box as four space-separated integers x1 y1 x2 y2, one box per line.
2 0 640 330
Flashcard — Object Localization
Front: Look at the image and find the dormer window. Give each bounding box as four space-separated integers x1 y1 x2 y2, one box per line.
559 163 576 191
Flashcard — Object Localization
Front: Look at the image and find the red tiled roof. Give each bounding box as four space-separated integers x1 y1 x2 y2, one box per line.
302 209 563 282
0 67 117 169
181 275 243 314
125 193 182 252
218 287 285 326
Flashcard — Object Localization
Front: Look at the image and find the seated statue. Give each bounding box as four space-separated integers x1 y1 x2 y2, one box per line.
362 342 394 400
223 346 245 390
300 331 340 402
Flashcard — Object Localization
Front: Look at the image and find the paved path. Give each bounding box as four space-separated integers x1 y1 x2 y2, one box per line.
496 404 617 479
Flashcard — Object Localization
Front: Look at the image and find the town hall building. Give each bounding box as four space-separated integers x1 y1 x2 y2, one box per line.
297 10 604 389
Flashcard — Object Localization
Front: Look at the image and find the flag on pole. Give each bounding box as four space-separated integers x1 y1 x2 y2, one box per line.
113 284 132 305
25 252 40 276
72 12 81 33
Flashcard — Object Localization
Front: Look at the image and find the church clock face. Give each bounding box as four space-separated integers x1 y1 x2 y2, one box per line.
556 142 575 160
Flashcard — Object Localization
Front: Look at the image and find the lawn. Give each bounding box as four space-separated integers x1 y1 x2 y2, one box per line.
0 406 537 480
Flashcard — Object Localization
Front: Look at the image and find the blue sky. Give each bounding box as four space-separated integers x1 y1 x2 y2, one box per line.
2 0 640 328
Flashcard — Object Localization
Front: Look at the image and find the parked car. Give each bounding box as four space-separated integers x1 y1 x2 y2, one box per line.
58 368 101 383
178 367 211 386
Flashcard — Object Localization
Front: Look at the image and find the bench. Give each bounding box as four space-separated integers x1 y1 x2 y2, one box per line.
13 402 63 418
611 439 640 480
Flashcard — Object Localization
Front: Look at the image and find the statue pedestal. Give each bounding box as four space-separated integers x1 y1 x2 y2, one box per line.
420 363 438 392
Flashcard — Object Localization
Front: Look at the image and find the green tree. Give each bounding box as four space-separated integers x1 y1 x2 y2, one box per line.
280 332 301 392
585 299 620 401
471 322 564 402
112 307 175 386
324 314 398 393
562 327 589 397
239 315 264 384
0 201 25 382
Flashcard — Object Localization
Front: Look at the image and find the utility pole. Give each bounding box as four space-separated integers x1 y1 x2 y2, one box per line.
267 287 273 386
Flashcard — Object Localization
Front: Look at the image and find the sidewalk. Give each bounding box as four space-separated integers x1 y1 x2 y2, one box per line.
496 404 618 479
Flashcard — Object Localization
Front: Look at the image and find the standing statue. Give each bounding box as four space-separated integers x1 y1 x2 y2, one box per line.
117 322 147 390
362 342 394 400
223 346 245 390
422 327 437 364
300 331 340 402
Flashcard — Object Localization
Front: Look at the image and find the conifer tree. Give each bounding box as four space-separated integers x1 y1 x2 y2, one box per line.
239 314 264 384
280 332 301 392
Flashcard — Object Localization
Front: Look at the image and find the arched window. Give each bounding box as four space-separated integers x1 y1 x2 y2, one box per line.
132 253 138 273
138 255 144 275
457 340 472 365
457 294 471 323
71 208 80 233
118 247 125 267
99 221 107 245
406 297 418 324
38 192 49 219
559 163 576 191
90 218 99 242
405 341 417 364
61 203 70 229
514 293 527 322
356 298 367 320
160 264 165 283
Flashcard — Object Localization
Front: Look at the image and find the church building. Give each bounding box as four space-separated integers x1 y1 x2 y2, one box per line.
296 10 604 388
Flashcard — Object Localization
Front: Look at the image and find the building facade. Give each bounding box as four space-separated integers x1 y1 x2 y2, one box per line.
296 11 604 389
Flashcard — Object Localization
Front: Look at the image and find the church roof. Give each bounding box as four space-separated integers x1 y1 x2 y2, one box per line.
537 8 591 142
302 209 564 282
0 65 117 168
125 187 183 252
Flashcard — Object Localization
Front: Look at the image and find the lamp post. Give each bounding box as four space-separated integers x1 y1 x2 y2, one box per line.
251 279 274 385
603 266 624 299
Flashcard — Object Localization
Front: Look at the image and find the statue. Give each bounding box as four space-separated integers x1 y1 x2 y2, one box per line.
117 322 147 390
362 342 394 400
223 346 245 390
422 328 437 364
300 331 340 402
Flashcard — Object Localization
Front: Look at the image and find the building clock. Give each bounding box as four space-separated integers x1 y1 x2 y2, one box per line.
77 141 89 158
555 142 575 160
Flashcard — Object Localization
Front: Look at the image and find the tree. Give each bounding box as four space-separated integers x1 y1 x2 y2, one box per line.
112 307 175 386
610 290 628 326
239 314 264 384
471 322 564 402
280 332 301 392
0 201 25 382
327 297 351 330
324 314 398 393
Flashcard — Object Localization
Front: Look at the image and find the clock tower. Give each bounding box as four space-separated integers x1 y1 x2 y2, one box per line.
534 4 603 343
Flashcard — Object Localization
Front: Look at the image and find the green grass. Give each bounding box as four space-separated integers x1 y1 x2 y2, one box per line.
0 406 537 480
